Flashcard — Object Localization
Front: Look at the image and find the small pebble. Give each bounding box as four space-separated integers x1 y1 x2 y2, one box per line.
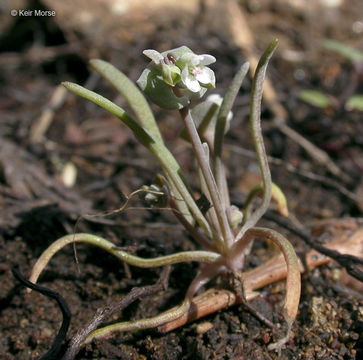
196 322 214 335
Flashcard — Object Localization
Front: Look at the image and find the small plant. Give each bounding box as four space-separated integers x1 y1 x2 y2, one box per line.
28 40 301 352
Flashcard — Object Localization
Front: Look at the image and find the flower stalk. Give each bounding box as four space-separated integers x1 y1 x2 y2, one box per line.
179 106 234 250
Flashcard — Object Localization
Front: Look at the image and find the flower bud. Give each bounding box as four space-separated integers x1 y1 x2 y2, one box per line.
227 205 243 229
139 175 169 208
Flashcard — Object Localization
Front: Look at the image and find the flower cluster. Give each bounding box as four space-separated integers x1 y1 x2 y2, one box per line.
137 46 216 109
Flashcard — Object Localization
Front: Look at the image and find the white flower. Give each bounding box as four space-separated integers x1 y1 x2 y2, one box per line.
179 53 216 93
137 46 217 109
181 66 215 93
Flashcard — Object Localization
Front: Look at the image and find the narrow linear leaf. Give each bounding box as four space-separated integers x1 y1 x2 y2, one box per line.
62 82 209 235
236 39 278 241
214 62 250 157
299 90 331 109
62 82 154 147
321 39 363 64
89 60 199 222
90 59 164 144
346 95 363 111
213 62 250 208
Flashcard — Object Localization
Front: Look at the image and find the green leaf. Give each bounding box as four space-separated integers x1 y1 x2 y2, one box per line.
236 39 278 241
90 59 164 144
62 81 210 235
214 62 250 157
85 56 194 221
212 62 249 209
62 82 154 147
345 95 363 111
298 90 331 109
321 39 363 64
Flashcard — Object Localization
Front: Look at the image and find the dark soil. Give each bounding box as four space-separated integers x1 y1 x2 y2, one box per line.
1 1 362 359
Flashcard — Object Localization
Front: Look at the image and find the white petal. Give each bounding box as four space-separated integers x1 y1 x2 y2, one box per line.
190 55 202 66
185 75 201 92
199 54 216 66
181 66 190 83
207 94 223 105
182 67 201 92
195 67 215 85
179 52 195 65
143 49 163 64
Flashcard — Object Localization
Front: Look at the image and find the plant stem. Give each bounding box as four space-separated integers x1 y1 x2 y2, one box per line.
28 233 220 287
169 197 218 252
197 144 225 251
151 145 213 236
180 107 234 249
213 62 250 209
84 297 191 344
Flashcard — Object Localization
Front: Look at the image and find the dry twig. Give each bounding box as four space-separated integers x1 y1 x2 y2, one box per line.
62 266 171 360
29 85 68 143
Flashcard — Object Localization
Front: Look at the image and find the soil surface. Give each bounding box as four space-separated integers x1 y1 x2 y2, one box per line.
0 0 362 359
